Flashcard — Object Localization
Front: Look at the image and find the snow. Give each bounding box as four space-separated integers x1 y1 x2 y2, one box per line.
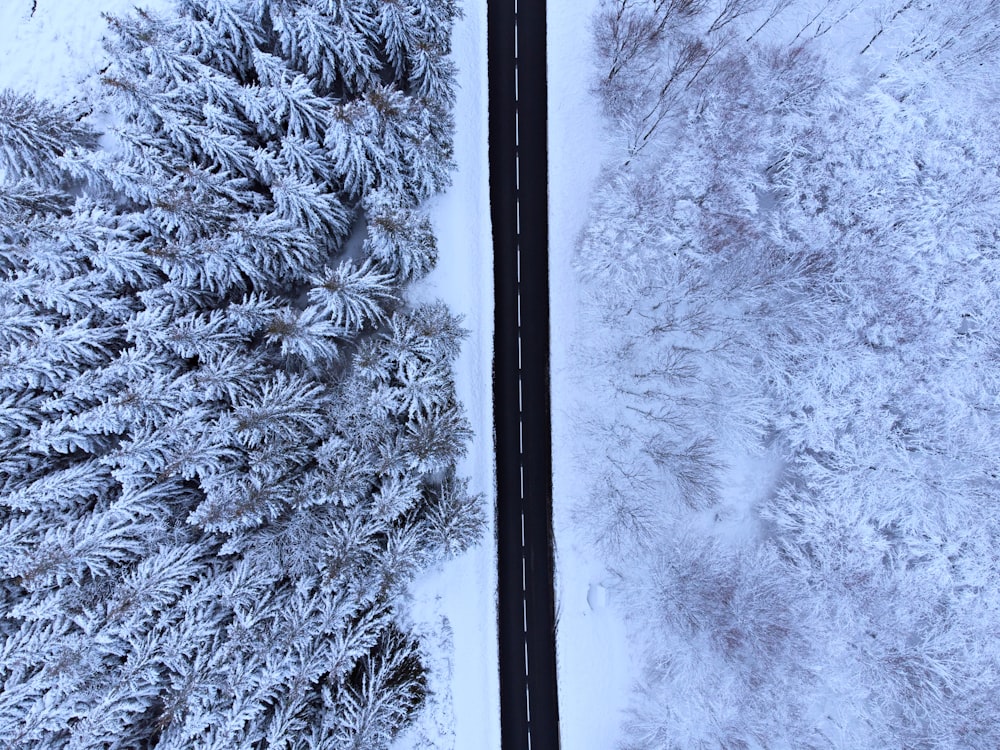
391 1 500 748
0 0 171 101
0 2 500 746
548 1 635 748
547 2 1000 747
543 5 877 747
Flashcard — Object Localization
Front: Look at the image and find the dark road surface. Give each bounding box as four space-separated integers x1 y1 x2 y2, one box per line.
489 1 561 749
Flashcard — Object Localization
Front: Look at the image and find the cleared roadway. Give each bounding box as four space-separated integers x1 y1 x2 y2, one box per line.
488 0 561 748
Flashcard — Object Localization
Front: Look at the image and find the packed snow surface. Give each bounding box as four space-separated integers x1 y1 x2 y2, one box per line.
393 0 500 747
548 1 635 747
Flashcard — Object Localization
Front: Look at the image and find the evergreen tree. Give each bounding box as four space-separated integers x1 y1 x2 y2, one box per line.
0 90 95 184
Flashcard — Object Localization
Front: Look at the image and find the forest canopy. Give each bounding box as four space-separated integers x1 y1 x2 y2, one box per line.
0 1 480 747
575 1 1000 747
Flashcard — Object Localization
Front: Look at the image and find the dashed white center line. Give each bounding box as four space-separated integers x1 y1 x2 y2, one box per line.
512 10 536 745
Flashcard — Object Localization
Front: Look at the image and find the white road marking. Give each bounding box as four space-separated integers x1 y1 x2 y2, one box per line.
513 10 538 745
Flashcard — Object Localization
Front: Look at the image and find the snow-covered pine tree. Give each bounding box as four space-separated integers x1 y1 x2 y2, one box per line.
363 194 438 282
0 90 95 184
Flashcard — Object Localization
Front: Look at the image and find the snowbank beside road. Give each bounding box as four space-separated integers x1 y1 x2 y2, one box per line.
392 1 500 747
548 1 634 747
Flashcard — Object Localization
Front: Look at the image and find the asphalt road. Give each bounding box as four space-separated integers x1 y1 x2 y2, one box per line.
488 1 561 749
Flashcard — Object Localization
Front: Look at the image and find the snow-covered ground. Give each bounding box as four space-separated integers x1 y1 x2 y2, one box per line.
394 1 500 748
0 0 171 101
548 2 635 748
0 2 499 747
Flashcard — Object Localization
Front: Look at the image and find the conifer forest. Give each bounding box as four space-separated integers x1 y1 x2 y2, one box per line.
0 1 482 747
